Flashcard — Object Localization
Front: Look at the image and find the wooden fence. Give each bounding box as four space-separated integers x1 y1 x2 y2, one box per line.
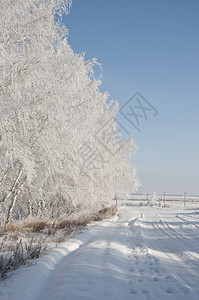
113 193 199 209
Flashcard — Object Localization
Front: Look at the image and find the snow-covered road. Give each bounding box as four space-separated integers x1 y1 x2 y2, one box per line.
1 206 199 300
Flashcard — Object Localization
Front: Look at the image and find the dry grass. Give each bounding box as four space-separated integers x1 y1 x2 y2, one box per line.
0 205 117 237
0 239 47 279
92 205 117 221
0 205 117 279
0 224 19 235
25 220 49 233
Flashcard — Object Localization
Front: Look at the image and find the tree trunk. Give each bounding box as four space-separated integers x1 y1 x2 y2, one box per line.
1 166 23 204
6 188 21 224
5 167 23 224
0 167 11 186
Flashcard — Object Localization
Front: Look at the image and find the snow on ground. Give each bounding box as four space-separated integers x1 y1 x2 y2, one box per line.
1 206 199 300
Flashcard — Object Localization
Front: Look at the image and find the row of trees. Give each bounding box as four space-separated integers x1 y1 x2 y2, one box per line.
0 0 140 224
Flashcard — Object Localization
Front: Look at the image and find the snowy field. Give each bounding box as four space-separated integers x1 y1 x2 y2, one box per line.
1 205 199 300
123 194 199 210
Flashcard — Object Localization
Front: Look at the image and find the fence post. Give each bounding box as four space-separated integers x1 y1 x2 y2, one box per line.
184 192 187 208
115 194 118 207
146 193 149 206
164 193 166 207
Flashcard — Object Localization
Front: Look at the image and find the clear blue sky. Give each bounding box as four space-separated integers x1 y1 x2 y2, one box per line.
63 0 199 195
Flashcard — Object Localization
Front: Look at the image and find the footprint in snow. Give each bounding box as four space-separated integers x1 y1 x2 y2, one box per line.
129 267 134 272
166 287 175 294
130 289 139 294
141 289 149 294
182 287 191 295
165 274 174 280
153 276 160 282
139 269 144 273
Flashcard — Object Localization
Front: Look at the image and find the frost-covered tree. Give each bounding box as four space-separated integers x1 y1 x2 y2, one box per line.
0 0 139 224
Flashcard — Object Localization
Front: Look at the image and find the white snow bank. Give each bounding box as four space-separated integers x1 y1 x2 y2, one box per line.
1 208 199 300
0 230 93 300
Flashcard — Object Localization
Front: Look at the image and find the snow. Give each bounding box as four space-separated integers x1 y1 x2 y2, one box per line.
1 206 199 299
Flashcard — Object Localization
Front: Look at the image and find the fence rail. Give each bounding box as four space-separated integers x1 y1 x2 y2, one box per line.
114 193 199 209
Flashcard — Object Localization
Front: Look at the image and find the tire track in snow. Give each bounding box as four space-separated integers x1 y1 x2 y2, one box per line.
139 209 199 299
127 212 170 299
2 207 199 300
156 215 199 259
176 213 199 229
